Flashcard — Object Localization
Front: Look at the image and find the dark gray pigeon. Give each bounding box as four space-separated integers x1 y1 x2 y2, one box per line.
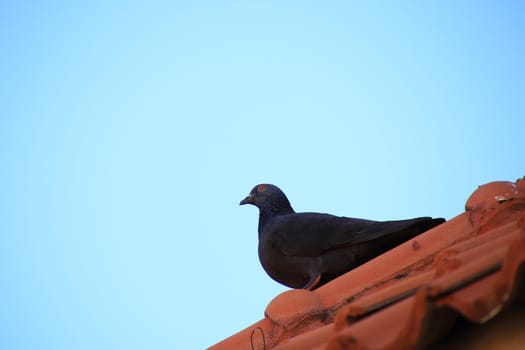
240 184 444 290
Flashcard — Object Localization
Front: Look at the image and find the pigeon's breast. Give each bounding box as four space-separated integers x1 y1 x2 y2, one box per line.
257 232 313 289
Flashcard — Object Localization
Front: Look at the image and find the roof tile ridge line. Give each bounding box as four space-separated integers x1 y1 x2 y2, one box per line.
336 244 517 343
337 258 503 327
388 260 510 350
353 238 515 321
447 219 523 253
430 235 525 324
425 240 511 298
367 235 525 350
427 262 502 299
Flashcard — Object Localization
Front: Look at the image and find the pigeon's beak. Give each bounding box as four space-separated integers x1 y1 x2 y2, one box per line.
240 194 254 205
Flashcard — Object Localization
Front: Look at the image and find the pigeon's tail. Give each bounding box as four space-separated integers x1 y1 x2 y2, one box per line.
413 217 445 232
421 218 445 232
376 217 445 249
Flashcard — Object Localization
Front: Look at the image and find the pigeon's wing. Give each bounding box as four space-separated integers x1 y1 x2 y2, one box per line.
265 213 378 257
266 213 442 257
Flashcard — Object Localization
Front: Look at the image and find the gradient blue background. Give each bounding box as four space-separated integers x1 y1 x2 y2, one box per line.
1 1 524 349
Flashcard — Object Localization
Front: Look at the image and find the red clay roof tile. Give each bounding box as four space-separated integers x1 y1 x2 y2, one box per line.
209 178 525 350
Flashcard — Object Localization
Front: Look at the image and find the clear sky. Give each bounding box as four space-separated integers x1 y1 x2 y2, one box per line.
1 1 524 349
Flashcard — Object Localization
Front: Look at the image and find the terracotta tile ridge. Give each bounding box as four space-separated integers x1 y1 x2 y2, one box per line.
432 236 525 322
437 219 521 255
327 231 525 349
392 219 521 280
426 246 506 298
431 226 523 279
334 230 522 329
330 241 525 350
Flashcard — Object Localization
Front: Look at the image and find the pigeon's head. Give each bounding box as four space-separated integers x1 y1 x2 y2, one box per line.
240 184 293 212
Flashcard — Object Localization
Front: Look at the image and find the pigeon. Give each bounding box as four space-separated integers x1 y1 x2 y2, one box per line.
240 184 444 290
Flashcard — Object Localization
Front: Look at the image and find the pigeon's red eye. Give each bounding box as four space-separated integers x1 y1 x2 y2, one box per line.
258 185 266 192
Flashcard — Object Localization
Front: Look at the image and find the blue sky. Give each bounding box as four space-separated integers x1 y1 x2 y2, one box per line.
1 1 524 349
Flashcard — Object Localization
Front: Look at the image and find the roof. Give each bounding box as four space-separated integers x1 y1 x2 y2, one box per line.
208 178 525 350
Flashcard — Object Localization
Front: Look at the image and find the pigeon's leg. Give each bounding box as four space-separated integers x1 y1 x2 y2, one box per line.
303 274 321 290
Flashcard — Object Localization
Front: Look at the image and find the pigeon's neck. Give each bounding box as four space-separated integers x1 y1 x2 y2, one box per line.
258 201 294 233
